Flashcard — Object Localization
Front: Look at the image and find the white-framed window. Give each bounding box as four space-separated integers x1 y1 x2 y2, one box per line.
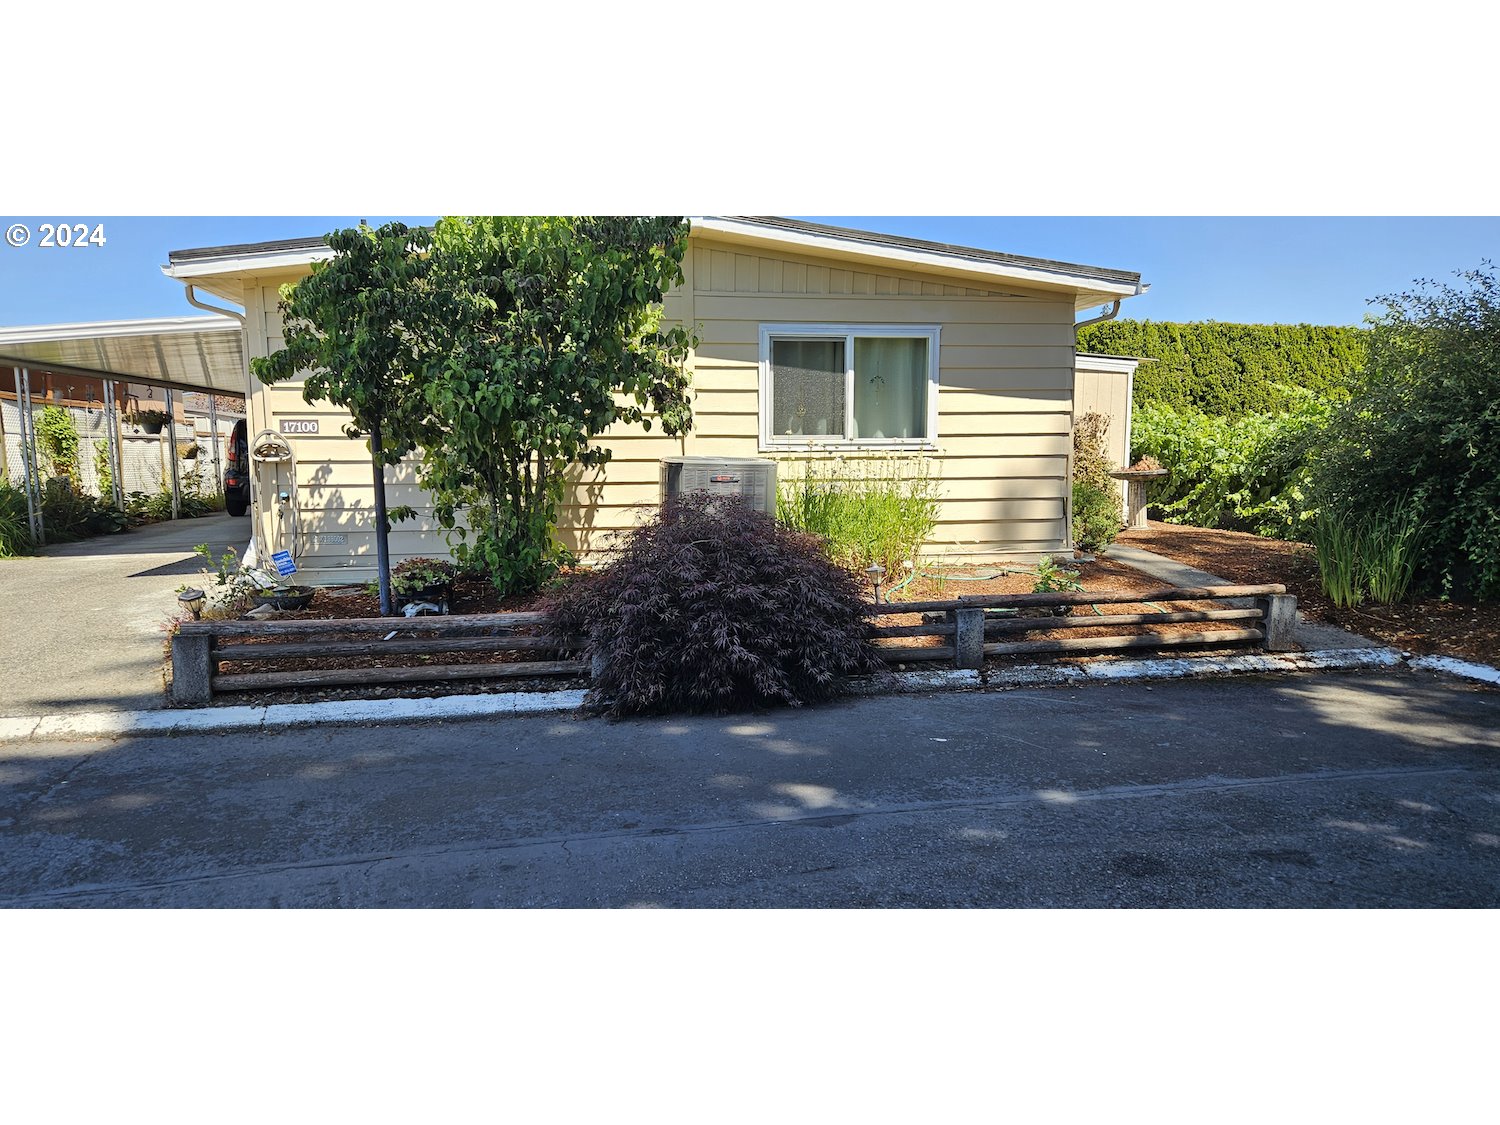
758 323 941 450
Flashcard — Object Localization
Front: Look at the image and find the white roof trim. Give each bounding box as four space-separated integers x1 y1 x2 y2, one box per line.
164 247 329 280
1074 353 1144 375
689 216 1147 303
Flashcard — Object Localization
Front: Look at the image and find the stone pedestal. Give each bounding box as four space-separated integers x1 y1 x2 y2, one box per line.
1109 469 1169 530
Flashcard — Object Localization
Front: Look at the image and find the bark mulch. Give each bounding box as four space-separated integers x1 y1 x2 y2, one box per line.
1118 521 1499 666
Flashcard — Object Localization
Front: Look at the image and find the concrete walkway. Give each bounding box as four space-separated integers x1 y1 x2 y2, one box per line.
1106 542 1375 651
0 513 246 716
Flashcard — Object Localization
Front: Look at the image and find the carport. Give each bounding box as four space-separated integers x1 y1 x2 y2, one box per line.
0 315 246 544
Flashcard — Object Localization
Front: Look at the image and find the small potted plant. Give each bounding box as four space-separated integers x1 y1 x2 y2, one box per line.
126 408 172 434
391 557 457 611
250 584 317 611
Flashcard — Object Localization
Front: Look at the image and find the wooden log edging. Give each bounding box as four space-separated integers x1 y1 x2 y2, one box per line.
863 584 1286 615
169 587 1302 704
983 629 1266 659
171 608 582 704
862 583 1298 670
213 660 589 693
178 610 548 639
983 608 1263 635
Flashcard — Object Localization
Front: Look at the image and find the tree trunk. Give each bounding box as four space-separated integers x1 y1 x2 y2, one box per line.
370 419 394 616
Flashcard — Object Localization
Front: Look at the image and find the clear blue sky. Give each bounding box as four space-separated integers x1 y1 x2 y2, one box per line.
2 216 1496 327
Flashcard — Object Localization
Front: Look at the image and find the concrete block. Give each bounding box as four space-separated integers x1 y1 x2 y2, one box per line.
955 606 985 670
170 631 214 705
1255 594 1298 652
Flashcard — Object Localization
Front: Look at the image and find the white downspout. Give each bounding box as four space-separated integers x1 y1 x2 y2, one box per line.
183 284 246 325
1074 299 1122 333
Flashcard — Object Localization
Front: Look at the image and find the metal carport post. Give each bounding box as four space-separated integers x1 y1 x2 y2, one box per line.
11 366 44 544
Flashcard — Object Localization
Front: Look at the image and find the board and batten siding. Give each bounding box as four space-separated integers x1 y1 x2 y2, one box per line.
1073 355 1139 517
240 234 1080 581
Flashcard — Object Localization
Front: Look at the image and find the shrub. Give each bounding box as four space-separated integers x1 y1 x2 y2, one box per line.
1307 263 1500 600
0 480 33 557
1131 395 1327 539
1310 500 1425 608
776 455 940 575
1072 411 1116 494
36 407 80 479
1032 554 1083 594
1072 481 1123 553
545 493 882 717
126 483 224 523
38 479 126 541
93 441 114 501
1078 319 1367 415
392 556 457 596
190 543 259 614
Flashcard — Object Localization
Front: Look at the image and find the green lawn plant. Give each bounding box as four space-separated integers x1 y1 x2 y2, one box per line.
0 480 33 557
93 441 114 502
1310 499 1425 608
253 221 434 615
413 217 697 597
1032 554 1083 594
1079 320 1366 415
1130 392 1328 540
1071 411 1122 552
36 406 81 480
775 455 940 575
1307 263 1500 600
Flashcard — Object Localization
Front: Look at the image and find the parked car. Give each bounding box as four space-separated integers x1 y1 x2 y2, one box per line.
224 419 250 517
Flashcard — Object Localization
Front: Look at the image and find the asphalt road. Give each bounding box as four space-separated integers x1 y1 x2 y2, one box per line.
1 669 1496 907
0 512 245 716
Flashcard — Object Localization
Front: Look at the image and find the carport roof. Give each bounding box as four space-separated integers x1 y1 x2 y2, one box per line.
0 315 245 397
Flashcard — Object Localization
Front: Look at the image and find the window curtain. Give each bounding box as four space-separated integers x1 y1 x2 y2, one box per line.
853 337 927 440
771 339 846 437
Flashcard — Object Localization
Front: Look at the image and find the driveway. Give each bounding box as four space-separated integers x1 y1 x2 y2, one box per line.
1 669 1495 907
0 513 246 716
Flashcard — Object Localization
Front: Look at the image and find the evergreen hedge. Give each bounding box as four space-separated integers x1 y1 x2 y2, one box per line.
1078 320 1367 416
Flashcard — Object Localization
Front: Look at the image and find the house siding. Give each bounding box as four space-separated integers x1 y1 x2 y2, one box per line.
1073 359 1136 515
240 233 1081 581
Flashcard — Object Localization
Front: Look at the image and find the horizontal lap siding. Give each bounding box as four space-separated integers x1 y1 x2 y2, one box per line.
568 237 1077 561
246 279 455 580
245 238 1080 579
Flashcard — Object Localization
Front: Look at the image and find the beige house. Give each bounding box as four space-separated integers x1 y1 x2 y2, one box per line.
163 217 1148 582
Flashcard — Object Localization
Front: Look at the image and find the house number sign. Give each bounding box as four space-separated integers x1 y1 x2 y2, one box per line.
280 419 320 435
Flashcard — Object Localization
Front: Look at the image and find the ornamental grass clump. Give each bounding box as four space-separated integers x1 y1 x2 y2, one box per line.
775 455 939 575
545 493 882 718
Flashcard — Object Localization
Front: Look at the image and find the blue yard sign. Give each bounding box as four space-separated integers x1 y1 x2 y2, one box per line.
271 550 297 578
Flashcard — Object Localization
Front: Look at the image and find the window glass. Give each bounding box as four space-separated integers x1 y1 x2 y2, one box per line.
771 338 846 437
853 337 928 440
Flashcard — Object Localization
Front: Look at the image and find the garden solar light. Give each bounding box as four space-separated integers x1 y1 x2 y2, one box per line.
178 588 206 620
865 562 886 603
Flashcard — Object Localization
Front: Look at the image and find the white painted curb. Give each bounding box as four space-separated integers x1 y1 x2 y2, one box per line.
853 647 1406 696
1 689 587 744
2 646 1489 746
1409 654 1500 687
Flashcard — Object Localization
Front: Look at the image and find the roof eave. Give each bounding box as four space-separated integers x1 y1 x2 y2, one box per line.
689 216 1146 309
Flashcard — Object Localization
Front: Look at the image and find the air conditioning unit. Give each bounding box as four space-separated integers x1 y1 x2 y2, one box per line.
659 456 778 515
